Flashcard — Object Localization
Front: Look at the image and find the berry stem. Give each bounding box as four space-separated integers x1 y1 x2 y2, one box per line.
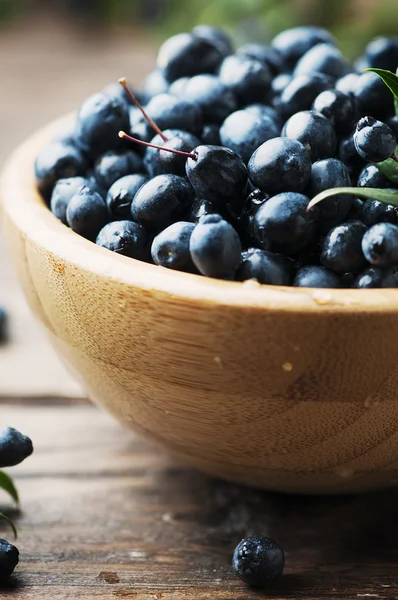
391 154 398 164
119 77 169 142
119 131 197 160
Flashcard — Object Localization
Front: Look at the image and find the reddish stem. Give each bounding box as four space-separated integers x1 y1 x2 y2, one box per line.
391 154 398 164
119 77 168 142
119 131 197 160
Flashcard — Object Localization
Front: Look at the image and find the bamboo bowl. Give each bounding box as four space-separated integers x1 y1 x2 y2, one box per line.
3 117 398 495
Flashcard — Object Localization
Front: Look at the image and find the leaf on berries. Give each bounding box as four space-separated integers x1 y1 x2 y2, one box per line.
0 513 17 540
376 150 398 184
307 187 398 211
0 471 19 505
365 67 398 115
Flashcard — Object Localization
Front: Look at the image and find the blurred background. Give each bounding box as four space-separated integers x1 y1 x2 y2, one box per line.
1 0 398 398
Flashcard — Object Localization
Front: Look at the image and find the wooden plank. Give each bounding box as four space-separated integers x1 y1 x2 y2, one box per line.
0 403 397 599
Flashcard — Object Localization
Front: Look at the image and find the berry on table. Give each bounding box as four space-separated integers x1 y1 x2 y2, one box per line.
354 116 397 164
232 535 284 588
0 539 19 579
0 427 33 468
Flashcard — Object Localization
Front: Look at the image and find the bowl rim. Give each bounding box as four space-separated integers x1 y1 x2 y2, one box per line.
3 114 398 314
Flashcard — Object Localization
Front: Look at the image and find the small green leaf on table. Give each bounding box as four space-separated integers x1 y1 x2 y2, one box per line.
0 513 17 539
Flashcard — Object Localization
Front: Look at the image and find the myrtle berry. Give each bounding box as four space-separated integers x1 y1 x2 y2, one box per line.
271 26 334 68
94 150 144 191
308 158 352 232
151 221 196 272
294 265 342 288
106 174 148 220
66 187 108 241
354 117 397 163
141 93 203 136
192 24 234 58
312 89 358 134
354 72 394 119
236 248 293 285
0 427 33 468
200 124 221 145
190 215 241 279
365 36 398 72
277 73 333 119
220 108 280 163
183 74 237 124
96 221 148 260
0 540 19 579
50 177 95 224
282 110 337 161
35 142 88 203
218 54 272 106
294 43 349 79
321 220 368 273
361 199 397 227
357 164 390 189
362 222 398 266
352 266 385 288
232 535 284 588
144 130 200 178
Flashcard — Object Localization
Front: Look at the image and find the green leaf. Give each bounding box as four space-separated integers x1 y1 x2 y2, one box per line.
0 472 19 505
376 153 398 184
0 513 17 539
307 187 398 211
365 67 398 103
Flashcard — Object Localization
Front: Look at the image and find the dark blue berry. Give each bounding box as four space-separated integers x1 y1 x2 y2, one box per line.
51 118 79 147
294 43 349 79
338 134 366 178
277 73 334 119
232 535 284 588
362 222 398 266
141 69 169 101
241 189 270 238
35 142 88 203
218 55 272 106
220 108 280 163
50 176 92 225
192 25 233 58
200 124 220 145
184 74 237 124
354 116 397 163
141 93 203 136
185 145 248 209
248 137 311 196
308 158 352 233
190 214 241 278
144 130 200 177
354 72 394 119
131 174 194 231
380 265 398 287
236 248 293 285
271 73 293 98
0 539 19 579
0 308 7 344
0 427 33 468
237 43 285 75
347 198 364 220
168 77 190 98
313 89 358 134
75 92 129 158
94 150 144 191
357 163 390 188
361 199 397 226
66 187 108 241
271 26 334 69
335 72 360 95
246 103 283 128
96 220 148 260
386 115 398 139
282 110 337 161
294 265 342 288
365 36 398 72
352 266 385 288
188 198 222 223
254 192 318 253
106 174 148 220
151 221 196 272
321 220 368 273
102 81 143 106
157 32 223 82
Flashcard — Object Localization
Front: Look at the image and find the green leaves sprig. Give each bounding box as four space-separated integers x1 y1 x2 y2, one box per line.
308 67 398 211
0 471 19 539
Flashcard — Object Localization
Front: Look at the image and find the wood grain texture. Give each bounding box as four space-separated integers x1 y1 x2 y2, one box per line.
3 119 398 494
1 402 398 600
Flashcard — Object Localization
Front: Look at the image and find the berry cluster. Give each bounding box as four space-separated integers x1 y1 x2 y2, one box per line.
35 26 398 288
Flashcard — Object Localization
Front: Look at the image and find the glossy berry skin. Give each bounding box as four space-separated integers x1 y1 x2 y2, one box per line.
168 76 190 98
218 55 272 106
236 248 293 285
220 109 280 163
352 266 385 288
189 214 241 279
246 104 283 128
131 174 194 231
361 200 397 227
142 93 203 136
188 198 222 223
365 36 398 72
248 138 311 196
201 124 221 145
35 142 88 203
312 89 358 134
151 221 196 272
192 25 233 58
294 265 342 288
157 32 223 82
338 134 365 178
106 174 148 220
236 43 284 75
0 427 33 468
380 266 398 287
184 74 237 124
277 73 333 119
254 192 318 254
354 72 394 119
357 164 390 188
362 223 398 266
141 69 169 101
308 158 352 232
282 110 337 162
75 92 130 158
50 176 92 224
66 187 108 241
321 220 368 274
294 43 348 79
186 145 248 209
96 220 148 260
0 539 19 579
240 189 270 238
271 73 293 98
0 307 7 344
386 115 398 139
354 116 397 163
232 535 284 588
94 150 144 191
335 72 360 95
144 130 200 177
271 26 334 69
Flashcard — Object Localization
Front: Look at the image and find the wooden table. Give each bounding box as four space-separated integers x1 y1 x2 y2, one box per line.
0 400 397 600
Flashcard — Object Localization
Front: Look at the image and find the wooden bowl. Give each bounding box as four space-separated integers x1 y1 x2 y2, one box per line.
3 117 398 495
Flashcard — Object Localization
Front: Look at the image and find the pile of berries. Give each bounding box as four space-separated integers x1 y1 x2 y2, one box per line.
35 26 398 288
